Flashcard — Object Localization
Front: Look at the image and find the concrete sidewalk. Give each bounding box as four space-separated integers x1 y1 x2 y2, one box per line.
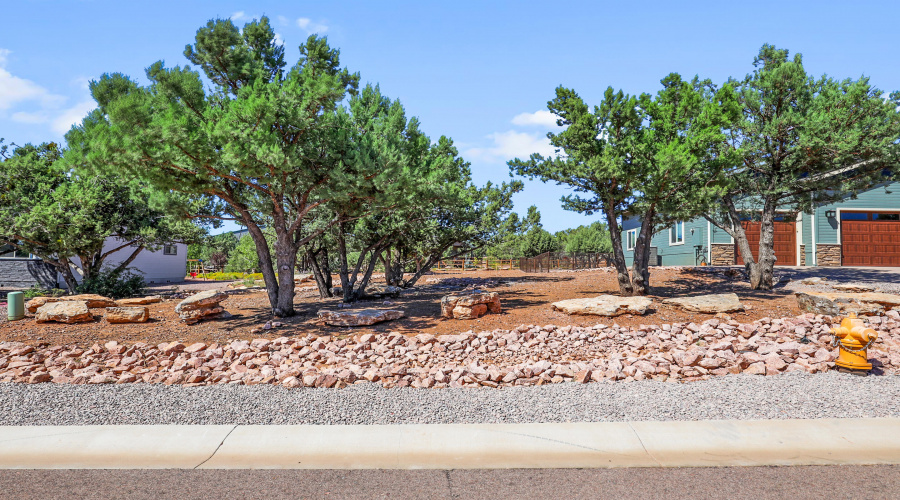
1 418 899 469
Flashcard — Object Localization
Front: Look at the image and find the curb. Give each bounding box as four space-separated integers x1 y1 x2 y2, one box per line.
1 418 899 469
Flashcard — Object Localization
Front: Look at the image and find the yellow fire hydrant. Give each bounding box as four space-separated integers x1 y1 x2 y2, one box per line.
831 313 879 371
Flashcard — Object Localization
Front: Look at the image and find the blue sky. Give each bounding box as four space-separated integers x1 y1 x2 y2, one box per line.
2 0 899 234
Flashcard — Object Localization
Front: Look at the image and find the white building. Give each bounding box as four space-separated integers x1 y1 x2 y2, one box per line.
0 238 187 289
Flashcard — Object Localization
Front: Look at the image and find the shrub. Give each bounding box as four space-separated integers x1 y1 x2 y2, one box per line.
196 272 244 281
76 268 147 299
209 252 228 270
23 285 48 299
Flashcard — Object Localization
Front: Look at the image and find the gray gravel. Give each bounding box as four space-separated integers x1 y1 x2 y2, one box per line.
2 372 898 426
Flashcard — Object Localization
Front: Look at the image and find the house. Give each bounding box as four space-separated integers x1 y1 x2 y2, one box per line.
0 238 188 289
622 181 900 267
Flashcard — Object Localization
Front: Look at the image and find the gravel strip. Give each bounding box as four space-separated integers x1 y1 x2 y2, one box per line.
2 372 898 426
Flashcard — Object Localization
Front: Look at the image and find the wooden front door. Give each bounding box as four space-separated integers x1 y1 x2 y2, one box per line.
735 219 797 266
841 212 900 266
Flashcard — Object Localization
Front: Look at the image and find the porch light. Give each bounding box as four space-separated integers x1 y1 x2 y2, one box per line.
825 210 836 219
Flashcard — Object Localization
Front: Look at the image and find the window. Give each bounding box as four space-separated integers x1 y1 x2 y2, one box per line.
163 245 178 256
669 221 685 245
874 213 900 221
626 229 637 251
0 244 32 259
840 212 868 221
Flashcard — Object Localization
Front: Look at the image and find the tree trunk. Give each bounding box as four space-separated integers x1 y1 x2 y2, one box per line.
273 229 299 317
109 246 145 275
630 209 655 296
335 224 353 303
751 198 777 290
714 194 763 290
307 246 334 298
58 260 80 293
244 221 290 316
603 204 634 295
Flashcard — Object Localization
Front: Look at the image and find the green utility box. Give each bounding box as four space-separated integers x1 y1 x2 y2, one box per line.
7 292 25 321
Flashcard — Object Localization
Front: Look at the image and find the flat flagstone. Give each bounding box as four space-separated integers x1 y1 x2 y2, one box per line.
663 293 745 313
318 309 405 326
551 295 651 317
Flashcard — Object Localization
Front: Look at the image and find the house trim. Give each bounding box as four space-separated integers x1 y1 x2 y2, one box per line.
625 228 637 251
668 221 685 246
706 220 712 264
811 211 817 266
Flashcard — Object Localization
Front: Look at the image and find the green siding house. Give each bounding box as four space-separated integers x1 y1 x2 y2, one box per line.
622 181 900 267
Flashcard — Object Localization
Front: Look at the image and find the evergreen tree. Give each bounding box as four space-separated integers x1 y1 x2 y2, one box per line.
704 45 900 289
68 17 378 316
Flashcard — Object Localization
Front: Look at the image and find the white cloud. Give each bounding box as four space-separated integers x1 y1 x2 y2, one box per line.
511 110 560 128
0 49 66 111
297 17 328 34
464 130 554 163
276 15 290 26
274 33 284 46
0 49 95 137
51 100 95 135
230 11 246 21
11 110 49 124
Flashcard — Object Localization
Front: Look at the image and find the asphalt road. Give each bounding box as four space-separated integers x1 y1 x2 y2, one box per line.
0 466 897 499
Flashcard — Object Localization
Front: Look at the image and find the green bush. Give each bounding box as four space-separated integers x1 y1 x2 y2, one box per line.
21 285 66 299
196 271 245 281
76 268 147 299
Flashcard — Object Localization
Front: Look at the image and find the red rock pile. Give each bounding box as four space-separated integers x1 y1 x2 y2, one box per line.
2 312 898 388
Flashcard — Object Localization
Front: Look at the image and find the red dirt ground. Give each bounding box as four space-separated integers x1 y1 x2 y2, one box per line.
0 268 801 347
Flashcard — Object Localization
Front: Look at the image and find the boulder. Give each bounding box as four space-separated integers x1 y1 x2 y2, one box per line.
175 290 229 325
662 293 745 313
105 306 150 324
551 295 651 317
441 291 502 319
318 309 405 326
60 294 117 309
115 296 162 306
25 296 60 313
832 284 876 293
175 290 228 313
795 293 840 316
364 285 402 298
801 277 827 285
294 274 314 284
35 301 92 324
806 291 900 308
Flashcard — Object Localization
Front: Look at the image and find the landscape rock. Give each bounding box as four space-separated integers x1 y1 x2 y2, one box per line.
795 293 840 316
60 294 117 309
104 307 150 324
35 301 92 324
550 295 651 317
801 277 827 285
2 309 897 389
25 297 60 313
663 293 745 313
175 290 229 325
365 285 402 298
441 291 502 319
832 284 876 293
115 296 162 306
806 291 900 308
318 309 405 326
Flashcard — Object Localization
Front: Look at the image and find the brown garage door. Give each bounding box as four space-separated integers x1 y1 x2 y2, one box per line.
841 212 900 266
735 219 796 266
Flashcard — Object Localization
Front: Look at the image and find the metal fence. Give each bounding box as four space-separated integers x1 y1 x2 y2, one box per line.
518 252 612 273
